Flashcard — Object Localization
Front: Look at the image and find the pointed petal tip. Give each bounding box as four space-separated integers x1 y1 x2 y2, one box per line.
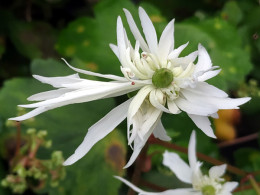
63 154 79 166
9 116 23 121
122 8 129 13
62 159 73 166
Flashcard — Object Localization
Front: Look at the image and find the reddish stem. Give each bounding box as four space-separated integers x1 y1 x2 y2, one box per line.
15 121 21 156
128 144 149 195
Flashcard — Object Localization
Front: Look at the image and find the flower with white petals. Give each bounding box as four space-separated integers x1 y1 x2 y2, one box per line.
115 130 238 195
10 7 250 168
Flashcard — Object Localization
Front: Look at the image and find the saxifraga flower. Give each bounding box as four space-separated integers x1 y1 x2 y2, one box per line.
10 7 250 168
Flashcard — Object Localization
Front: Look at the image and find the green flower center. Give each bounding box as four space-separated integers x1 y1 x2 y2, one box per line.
152 68 173 88
202 185 216 195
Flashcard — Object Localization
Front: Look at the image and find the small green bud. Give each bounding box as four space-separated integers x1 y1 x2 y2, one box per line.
44 140 52 148
37 130 47 138
152 68 173 88
202 185 216 195
1 179 8 187
16 166 27 177
5 120 16 127
27 128 36 135
51 151 64 166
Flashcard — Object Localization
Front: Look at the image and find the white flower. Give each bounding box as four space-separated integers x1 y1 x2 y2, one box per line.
10 7 250 168
115 130 238 195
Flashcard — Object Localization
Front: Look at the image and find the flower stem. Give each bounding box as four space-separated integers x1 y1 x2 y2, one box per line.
15 121 21 156
249 175 260 195
128 143 149 195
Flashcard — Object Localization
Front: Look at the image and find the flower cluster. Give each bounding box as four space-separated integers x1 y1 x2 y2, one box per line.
10 7 250 170
115 131 238 195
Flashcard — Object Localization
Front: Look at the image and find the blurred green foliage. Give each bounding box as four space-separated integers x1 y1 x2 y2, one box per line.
0 0 260 194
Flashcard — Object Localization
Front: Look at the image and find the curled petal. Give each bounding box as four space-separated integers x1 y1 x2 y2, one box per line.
153 120 171 141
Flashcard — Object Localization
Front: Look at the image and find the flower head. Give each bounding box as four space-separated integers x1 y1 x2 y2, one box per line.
115 130 238 195
10 7 250 168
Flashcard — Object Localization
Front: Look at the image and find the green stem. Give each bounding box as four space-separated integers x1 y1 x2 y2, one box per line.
249 175 260 195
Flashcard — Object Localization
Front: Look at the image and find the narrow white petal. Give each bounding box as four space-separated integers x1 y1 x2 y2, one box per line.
115 177 195 195
198 69 221 81
167 100 181 114
20 82 135 109
171 51 198 68
188 131 197 170
123 137 146 168
175 97 218 116
209 164 227 179
168 42 189 59
9 107 50 121
158 19 174 61
27 88 73 101
221 182 238 193
125 111 160 168
182 89 251 110
138 7 158 55
187 82 228 98
153 120 171 141
109 43 119 58
114 176 147 194
194 44 212 74
62 58 127 81
163 151 192 184
33 74 80 88
123 8 149 52
63 98 132 166
188 114 216 138
116 16 129 68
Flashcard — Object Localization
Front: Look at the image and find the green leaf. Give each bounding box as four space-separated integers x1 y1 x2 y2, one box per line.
234 148 260 172
0 38 5 59
0 58 126 194
234 189 258 195
8 20 57 59
56 0 137 76
221 1 243 26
